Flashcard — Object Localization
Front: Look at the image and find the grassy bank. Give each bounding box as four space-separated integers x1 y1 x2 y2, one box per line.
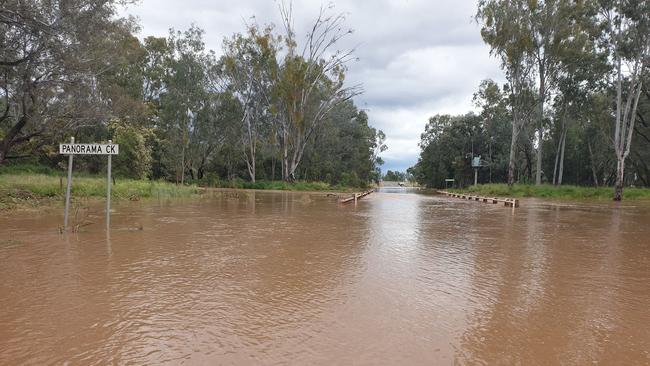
447 183 650 200
0 164 362 210
0 166 202 210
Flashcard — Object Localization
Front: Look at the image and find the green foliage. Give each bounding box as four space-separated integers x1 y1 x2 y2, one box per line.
110 121 153 179
451 184 650 200
411 112 499 188
338 172 361 188
0 164 60 176
0 173 200 210
383 170 407 181
0 3 382 190
0 0 141 163
298 102 384 186
188 177 359 191
272 5 363 181
218 23 279 182
217 180 336 191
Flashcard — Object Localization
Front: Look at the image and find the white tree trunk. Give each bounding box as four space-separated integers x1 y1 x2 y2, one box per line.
613 53 643 200
552 132 562 185
535 62 545 185
587 140 599 186
558 131 566 185
508 119 519 186
180 143 185 185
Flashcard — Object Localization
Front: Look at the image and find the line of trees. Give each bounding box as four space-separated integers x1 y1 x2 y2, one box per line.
383 170 408 182
0 1 386 187
409 0 649 200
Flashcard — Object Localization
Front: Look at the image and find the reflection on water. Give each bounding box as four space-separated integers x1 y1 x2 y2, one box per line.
1 191 649 365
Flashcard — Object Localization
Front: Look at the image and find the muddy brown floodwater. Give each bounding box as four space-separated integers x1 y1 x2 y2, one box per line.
1 189 650 365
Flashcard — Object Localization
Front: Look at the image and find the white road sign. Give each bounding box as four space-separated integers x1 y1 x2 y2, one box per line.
59 143 119 155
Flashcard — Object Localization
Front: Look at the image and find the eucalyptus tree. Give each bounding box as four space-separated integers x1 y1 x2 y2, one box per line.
219 24 279 182
527 0 591 185
630 88 650 186
410 113 486 187
545 0 606 186
600 0 650 200
567 91 615 186
584 93 615 186
550 92 582 186
478 0 596 185
96 27 151 126
141 36 172 107
296 101 384 185
476 0 537 185
186 92 242 180
275 3 362 181
473 79 512 182
551 53 607 186
371 128 388 182
383 171 407 181
161 26 215 184
0 0 132 163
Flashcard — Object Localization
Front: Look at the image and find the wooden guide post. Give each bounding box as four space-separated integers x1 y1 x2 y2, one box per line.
436 190 519 208
340 189 374 204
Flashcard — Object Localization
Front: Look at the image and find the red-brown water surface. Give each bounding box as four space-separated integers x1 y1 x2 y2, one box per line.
1 190 649 365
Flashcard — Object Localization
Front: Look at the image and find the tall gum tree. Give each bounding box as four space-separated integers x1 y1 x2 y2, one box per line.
528 0 592 185
601 0 649 200
275 3 362 181
162 26 214 184
478 0 592 185
473 79 514 183
219 24 279 183
477 0 536 186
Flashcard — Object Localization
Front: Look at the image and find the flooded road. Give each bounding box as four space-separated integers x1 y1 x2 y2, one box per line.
1 190 649 365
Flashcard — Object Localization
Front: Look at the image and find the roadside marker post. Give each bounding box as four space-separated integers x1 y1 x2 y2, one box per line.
106 140 112 230
59 139 119 231
63 137 75 230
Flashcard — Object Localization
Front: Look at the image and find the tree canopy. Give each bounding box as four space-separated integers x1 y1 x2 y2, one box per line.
412 0 649 200
0 1 386 187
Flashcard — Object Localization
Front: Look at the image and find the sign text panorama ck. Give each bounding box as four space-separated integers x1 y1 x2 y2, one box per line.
59 143 119 155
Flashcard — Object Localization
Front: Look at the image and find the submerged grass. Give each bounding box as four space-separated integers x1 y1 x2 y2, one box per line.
448 183 650 200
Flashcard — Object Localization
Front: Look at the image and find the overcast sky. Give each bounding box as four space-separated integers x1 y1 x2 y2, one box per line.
120 0 505 172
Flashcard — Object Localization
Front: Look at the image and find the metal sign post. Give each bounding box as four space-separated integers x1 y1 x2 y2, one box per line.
445 178 455 189
106 140 112 230
63 137 75 230
471 156 482 186
59 139 119 231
